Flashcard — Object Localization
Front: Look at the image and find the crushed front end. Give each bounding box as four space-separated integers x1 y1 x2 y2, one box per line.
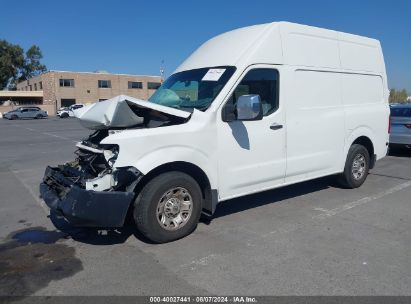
40 96 191 227
40 129 142 227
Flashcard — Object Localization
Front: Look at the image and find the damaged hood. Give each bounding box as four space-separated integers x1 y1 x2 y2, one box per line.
74 95 191 130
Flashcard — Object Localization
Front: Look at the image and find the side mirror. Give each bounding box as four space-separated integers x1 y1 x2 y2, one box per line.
236 94 263 121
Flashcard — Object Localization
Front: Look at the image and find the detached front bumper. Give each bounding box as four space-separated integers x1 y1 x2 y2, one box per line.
40 166 135 227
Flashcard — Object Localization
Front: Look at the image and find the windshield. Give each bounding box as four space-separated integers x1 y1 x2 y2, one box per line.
390 106 411 117
149 66 236 111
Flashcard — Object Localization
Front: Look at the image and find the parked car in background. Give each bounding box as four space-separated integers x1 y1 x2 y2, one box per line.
389 104 411 148
57 104 84 118
56 107 69 118
3 107 48 120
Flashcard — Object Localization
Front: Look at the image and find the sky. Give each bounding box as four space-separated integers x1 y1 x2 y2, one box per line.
1 0 410 91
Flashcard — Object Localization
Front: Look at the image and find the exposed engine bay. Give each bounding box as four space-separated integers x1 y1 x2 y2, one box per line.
45 101 189 194
40 96 192 227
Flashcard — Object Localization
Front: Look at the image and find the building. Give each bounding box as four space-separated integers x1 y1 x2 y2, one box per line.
13 70 162 114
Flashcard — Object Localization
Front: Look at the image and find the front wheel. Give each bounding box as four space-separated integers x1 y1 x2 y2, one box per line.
337 144 370 188
133 172 203 243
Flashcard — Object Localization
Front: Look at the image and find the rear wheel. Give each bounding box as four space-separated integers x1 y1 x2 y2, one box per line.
133 172 203 243
338 144 370 188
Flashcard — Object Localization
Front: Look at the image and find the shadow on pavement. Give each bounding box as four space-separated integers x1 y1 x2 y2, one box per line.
49 211 153 245
49 176 334 244
388 146 411 157
210 176 332 220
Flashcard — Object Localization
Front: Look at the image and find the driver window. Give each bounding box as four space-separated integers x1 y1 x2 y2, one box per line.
226 68 279 117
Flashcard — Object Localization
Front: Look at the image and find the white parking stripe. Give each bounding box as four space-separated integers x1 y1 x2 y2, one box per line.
14 125 77 142
11 169 49 214
180 254 222 270
313 180 411 219
42 132 70 140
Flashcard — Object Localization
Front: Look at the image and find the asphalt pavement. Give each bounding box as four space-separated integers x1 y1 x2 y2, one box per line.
0 117 410 297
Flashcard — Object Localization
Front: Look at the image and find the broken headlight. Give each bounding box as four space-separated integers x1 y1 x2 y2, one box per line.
102 145 119 167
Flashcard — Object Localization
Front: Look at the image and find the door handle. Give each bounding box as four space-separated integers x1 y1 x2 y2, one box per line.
270 123 283 130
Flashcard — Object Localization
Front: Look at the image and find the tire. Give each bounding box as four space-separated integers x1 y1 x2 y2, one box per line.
35 114 42 119
60 113 69 118
133 172 203 243
338 144 370 188
11 115 18 120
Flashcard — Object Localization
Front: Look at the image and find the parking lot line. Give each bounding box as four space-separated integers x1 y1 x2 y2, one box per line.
312 180 411 219
13 124 78 143
42 132 72 141
11 169 49 214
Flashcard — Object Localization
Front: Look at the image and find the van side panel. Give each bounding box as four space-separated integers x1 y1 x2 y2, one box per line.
280 23 340 69
341 73 389 160
338 33 383 74
285 69 345 182
342 74 384 105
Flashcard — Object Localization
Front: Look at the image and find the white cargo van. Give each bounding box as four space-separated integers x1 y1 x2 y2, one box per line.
40 22 390 243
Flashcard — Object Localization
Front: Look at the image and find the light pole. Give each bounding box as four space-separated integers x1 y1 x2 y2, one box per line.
160 60 165 83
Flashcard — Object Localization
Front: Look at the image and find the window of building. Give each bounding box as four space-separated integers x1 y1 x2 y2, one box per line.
61 99 76 107
29 85 32 91
16 100 42 105
128 81 143 89
147 82 161 90
98 80 111 88
34 83 37 91
224 68 279 117
59 79 75 87
39 82 43 90
25 86 28 91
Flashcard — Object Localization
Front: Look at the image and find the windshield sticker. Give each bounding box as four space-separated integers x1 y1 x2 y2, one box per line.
202 68 226 81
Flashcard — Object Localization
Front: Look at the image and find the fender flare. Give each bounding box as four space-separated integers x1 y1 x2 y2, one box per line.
124 146 219 216
343 126 376 167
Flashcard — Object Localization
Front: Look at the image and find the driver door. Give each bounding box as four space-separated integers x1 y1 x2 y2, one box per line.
217 65 286 200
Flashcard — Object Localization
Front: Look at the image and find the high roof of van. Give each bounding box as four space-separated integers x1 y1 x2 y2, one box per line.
176 22 385 76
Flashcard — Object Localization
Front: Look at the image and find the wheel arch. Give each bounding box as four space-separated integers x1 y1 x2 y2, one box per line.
135 161 218 216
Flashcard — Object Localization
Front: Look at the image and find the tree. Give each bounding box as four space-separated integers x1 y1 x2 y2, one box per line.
21 45 47 81
0 40 24 90
0 40 47 90
399 89 409 103
389 88 409 103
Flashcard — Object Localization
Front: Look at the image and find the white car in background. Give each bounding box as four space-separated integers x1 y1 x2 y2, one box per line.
57 104 84 118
